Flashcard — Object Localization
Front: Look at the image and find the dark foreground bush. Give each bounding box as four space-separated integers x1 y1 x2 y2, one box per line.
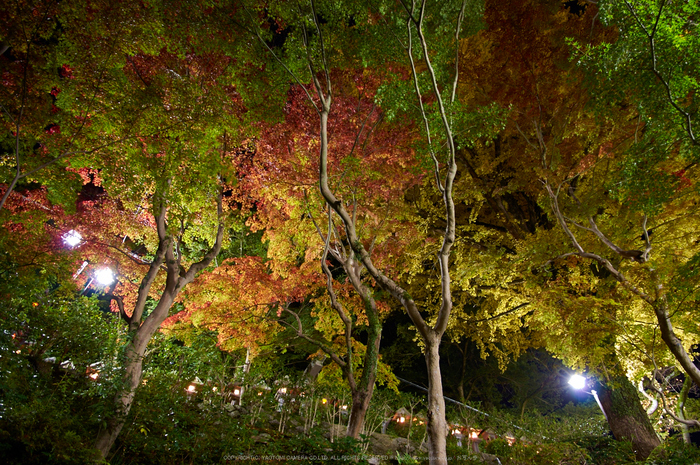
645 435 700 465
472 435 637 465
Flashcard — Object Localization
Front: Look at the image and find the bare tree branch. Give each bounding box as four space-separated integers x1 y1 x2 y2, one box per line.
648 380 700 427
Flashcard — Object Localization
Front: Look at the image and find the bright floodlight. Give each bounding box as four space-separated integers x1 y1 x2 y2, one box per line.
569 374 586 390
63 230 82 247
95 268 115 286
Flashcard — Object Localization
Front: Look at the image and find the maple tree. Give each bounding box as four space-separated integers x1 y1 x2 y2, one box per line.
391 0 672 457
0 2 276 459
560 0 700 387
244 0 486 461
461 0 700 458
530 0 700 389
6 0 700 462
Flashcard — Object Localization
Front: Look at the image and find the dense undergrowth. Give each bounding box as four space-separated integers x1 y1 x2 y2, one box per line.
2 276 700 464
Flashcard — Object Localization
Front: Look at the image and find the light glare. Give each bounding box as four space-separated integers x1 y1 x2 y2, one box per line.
95 268 115 286
63 230 82 247
569 374 586 390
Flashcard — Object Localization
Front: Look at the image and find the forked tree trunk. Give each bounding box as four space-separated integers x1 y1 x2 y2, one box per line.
598 373 660 460
94 192 223 461
288 4 460 461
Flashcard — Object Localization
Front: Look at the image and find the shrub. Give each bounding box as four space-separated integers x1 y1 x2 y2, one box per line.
645 436 700 465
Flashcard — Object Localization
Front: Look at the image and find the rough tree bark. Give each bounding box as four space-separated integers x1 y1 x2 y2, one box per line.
94 187 224 460
598 372 660 460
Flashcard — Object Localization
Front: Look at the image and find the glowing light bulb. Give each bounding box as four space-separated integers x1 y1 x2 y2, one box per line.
568 374 586 390
63 230 82 247
95 268 115 286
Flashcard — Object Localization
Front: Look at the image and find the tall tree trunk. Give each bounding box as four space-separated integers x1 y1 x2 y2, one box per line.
94 292 175 457
347 387 373 438
290 4 461 461
598 373 660 460
425 335 448 464
346 307 382 438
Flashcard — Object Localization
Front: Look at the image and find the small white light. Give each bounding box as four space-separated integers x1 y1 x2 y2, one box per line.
399 417 405 423
63 230 82 247
233 389 240 396
89 372 99 380
187 384 196 393
95 268 115 286
569 374 586 390
279 387 287 394
212 386 218 392
341 405 347 410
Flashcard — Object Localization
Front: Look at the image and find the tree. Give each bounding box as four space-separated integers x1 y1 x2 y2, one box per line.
281 0 479 460
41 4 261 457
93 184 225 458
563 0 700 387
406 0 665 457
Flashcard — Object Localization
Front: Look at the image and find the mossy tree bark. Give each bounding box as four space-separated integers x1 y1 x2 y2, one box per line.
598 372 660 460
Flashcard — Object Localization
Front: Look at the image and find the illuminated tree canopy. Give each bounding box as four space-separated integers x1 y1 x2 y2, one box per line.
2 0 700 463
